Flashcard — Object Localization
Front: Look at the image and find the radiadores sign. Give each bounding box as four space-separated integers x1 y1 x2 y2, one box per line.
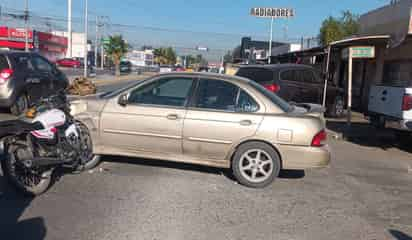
250 8 295 18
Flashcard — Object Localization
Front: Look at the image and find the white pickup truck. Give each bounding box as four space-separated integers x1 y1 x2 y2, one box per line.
368 85 412 138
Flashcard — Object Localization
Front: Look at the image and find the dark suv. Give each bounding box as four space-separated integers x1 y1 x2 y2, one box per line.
235 64 345 117
0 51 68 115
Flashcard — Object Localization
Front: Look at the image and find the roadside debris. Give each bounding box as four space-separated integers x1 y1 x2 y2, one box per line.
68 77 97 96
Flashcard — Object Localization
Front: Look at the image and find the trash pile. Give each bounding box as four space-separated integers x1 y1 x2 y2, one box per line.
68 77 97 96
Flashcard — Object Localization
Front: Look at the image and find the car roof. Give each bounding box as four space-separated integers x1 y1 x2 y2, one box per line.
156 72 252 84
237 63 315 70
0 50 39 58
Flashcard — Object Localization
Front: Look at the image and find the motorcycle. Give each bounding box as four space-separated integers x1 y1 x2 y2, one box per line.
0 91 100 196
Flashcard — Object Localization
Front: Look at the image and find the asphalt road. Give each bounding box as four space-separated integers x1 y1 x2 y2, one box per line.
0 79 411 239
0 128 412 239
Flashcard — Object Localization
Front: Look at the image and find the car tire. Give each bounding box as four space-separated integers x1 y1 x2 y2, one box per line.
231 142 281 188
394 131 411 144
10 94 29 116
329 96 345 118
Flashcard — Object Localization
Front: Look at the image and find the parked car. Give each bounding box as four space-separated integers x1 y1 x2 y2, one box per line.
0 51 69 115
120 60 132 73
56 58 81 68
233 64 345 117
71 72 330 188
368 84 412 141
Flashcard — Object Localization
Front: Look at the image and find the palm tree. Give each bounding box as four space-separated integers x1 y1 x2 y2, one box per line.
104 35 128 76
153 47 176 65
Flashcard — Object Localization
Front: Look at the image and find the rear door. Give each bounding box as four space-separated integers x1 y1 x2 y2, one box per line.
278 69 301 102
300 69 323 104
183 78 263 161
368 85 405 118
10 54 42 101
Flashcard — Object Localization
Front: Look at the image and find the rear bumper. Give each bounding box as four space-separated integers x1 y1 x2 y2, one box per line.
279 144 331 170
385 119 412 132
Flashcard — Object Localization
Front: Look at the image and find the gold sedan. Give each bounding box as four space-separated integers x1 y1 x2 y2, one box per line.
73 72 330 188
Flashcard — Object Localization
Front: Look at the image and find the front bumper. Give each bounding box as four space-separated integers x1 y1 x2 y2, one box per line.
279 144 331 170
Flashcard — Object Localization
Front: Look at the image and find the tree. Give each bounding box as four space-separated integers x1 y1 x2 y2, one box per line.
319 11 360 46
104 35 129 76
153 47 177 65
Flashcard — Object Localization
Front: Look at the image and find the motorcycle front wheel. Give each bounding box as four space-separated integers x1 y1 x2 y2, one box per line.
76 121 101 170
1 144 53 196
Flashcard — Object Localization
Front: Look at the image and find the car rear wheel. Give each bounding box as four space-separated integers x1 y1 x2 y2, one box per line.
10 94 29 116
232 142 280 188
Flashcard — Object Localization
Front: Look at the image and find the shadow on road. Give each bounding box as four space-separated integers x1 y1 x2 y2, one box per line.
327 121 412 153
103 156 305 181
0 164 47 239
389 229 412 240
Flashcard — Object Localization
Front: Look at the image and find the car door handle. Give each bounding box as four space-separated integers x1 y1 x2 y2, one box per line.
166 114 179 120
240 120 252 126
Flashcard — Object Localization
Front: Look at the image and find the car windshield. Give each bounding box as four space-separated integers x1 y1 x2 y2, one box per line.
247 80 292 112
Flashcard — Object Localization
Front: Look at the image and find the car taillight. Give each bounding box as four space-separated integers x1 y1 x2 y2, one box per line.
264 83 280 93
311 130 327 147
402 94 412 111
0 69 13 84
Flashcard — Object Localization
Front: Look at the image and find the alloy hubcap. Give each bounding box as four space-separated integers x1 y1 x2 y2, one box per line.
239 149 273 183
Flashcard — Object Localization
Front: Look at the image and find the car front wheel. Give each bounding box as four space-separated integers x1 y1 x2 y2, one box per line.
232 142 281 188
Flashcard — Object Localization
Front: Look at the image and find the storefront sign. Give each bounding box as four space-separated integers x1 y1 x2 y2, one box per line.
342 46 375 59
0 26 33 42
250 7 295 18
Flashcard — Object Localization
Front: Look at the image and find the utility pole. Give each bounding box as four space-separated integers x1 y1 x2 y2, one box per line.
83 0 88 78
95 16 99 67
24 0 29 52
67 0 72 58
268 16 274 64
101 19 105 70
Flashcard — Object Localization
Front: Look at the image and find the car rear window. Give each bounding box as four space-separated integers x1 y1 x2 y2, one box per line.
0 55 9 70
247 80 291 112
237 68 274 84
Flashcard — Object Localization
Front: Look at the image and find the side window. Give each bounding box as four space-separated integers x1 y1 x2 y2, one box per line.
31 56 53 72
128 77 193 107
14 55 34 71
237 68 273 84
237 90 259 112
194 79 239 111
280 70 296 82
302 70 319 83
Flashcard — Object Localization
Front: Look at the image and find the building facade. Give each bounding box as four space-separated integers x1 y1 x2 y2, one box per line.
0 26 67 62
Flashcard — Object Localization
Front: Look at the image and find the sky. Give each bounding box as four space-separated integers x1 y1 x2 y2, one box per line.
1 0 387 60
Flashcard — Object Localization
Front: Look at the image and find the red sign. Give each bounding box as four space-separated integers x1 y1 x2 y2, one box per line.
0 26 33 41
37 32 67 46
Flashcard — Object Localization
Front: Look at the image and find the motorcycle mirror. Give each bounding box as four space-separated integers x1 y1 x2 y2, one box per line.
118 94 128 106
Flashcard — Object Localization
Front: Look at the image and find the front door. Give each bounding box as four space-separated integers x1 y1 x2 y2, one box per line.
100 77 195 155
183 78 263 161
30 55 54 97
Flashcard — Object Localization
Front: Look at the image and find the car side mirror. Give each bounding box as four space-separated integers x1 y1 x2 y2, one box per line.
118 94 128 106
